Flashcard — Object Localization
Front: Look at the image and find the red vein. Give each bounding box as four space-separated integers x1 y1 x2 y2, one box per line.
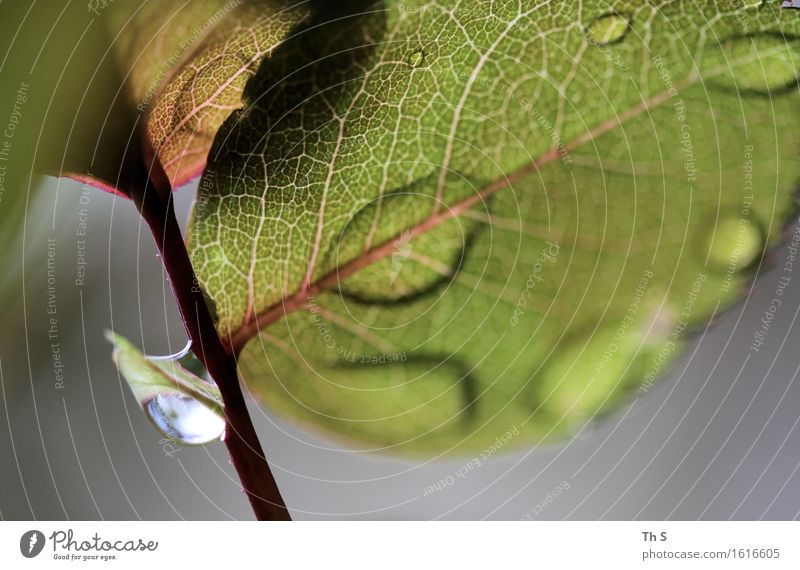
229 78 690 355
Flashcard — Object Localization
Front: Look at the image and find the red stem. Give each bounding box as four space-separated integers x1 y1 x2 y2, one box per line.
134 179 290 521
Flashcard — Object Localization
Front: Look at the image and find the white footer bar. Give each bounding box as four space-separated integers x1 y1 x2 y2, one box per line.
1 521 797 568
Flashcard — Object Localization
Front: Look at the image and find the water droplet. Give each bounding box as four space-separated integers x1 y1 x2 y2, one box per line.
145 393 225 445
587 13 630 45
147 340 213 384
706 35 798 93
147 340 193 362
537 325 657 424
706 214 763 271
407 49 425 68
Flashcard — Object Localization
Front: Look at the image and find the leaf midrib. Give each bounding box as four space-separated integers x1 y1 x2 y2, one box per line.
225 70 700 355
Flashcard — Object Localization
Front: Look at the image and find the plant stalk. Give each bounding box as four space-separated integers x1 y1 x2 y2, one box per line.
134 177 290 521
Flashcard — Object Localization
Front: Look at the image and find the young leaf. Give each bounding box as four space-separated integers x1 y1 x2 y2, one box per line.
0 1 310 200
107 0 311 188
183 1 800 454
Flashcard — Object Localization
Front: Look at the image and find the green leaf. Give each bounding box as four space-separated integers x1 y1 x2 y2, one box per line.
188 1 800 454
0 1 144 196
107 331 224 421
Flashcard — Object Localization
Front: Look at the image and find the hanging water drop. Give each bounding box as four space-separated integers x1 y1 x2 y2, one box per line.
145 393 226 445
407 49 425 68
108 331 225 446
587 13 630 45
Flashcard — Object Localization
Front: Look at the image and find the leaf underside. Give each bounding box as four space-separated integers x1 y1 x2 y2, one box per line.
185 1 800 455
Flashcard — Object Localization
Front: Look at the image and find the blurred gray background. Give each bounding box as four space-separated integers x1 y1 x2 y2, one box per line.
1 175 799 521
